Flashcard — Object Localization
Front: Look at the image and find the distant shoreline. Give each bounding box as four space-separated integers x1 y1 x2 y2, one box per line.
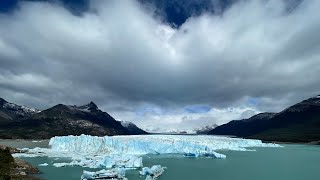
264 140 320 145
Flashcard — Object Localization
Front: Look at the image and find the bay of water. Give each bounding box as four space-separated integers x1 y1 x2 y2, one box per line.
1 140 319 180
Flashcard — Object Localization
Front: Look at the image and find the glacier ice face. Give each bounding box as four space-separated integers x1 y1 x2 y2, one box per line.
49 134 280 155
14 135 281 169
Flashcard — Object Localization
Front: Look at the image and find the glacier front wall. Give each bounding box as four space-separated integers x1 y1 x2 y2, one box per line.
49 134 280 156
13 134 281 169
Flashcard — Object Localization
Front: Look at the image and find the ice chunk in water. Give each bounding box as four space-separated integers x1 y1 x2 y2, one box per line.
38 163 48 166
184 151 226 158
81 168 128 180
52 155 142 168
139 165 166 180
98 155 143 168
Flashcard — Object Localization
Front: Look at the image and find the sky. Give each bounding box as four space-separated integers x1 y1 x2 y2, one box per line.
0 0 320 133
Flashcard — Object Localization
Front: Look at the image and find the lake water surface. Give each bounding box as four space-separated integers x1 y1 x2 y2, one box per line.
1 140 319 180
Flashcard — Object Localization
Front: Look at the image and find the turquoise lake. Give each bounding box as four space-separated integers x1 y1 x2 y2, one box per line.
1 140 319 180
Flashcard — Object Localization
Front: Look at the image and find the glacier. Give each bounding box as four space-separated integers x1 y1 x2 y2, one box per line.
48 134 280 155
13 134 281 169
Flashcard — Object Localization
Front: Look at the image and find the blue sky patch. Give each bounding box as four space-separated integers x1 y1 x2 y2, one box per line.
184 104 211 114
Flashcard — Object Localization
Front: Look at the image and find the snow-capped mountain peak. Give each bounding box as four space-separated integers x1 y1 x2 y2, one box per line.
299 95 320 105
0 97 8 106
194 124 218 134
117 120 148 135
0 97 41 116
118 120 132 128
72 101 99 112
314 95 320 99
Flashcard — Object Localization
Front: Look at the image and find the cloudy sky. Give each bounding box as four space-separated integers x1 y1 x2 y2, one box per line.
0 0 320 132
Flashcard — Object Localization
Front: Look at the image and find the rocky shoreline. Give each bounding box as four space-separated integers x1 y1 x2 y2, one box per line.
0 145 41 180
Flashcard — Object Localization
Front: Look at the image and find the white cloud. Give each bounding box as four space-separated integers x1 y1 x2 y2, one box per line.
112 104 259 133
1 0 320 132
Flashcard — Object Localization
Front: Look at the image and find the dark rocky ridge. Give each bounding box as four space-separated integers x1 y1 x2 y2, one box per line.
209 112 276 137
209 95 320 143
0 98 40 125
0 98 146 139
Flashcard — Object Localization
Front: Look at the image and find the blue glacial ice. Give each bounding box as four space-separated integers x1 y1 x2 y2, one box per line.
13 134 281 169
140 165 166 180
38 163 48 166
52 154 142 168
81 168 128 180
48 134 280 155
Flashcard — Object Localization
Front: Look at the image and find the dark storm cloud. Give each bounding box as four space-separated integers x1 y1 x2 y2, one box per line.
0 0 320 131
139 0 235 26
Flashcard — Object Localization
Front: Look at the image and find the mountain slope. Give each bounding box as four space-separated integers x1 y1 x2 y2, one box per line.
209 112 276 137
118 120 148 135
0 99 130 139
209 95 320 143
194 124 218 134
0 98 40 125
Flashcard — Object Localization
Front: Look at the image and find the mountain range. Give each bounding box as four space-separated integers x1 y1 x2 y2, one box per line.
2 94 320 142
0 98 147 139
209 95 320 143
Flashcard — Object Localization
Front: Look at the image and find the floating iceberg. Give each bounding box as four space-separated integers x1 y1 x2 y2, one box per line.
13 135 281 169
183 152 226 158
140 165 166 180
52 155 142 168
38 163 48 166
81 168 128 180
97 155 143 168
